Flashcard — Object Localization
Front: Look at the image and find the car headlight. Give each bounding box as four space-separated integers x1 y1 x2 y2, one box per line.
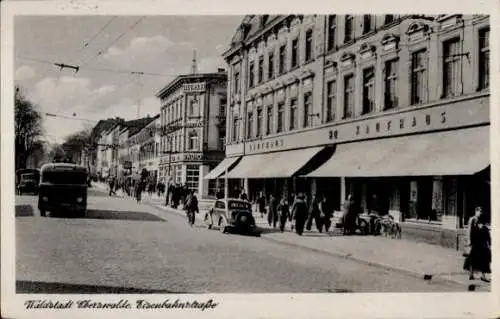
42 196 48 202
76 197 83 203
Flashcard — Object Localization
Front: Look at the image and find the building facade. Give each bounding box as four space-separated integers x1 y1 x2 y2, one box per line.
217 14 490 248
136 115 161 183
156 70 227 197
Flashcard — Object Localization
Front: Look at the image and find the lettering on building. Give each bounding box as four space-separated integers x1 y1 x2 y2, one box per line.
183 83 206 92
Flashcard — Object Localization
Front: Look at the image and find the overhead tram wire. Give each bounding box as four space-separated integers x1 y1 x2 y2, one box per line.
75 16 117 56
79 16 146 69
16 56 175 77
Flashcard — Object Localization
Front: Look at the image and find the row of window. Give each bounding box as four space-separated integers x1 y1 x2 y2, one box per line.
232 28 489 141
239 15 399 93
160 130 200 154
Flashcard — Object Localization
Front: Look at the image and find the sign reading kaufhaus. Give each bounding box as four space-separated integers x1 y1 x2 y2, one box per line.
240 94 489 156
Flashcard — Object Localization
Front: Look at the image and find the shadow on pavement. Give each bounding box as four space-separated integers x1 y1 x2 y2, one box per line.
15 205 35 217
16 280 187 294
82 209 166 222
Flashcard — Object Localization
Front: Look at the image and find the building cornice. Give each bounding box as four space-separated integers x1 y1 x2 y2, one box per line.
155 73 227 98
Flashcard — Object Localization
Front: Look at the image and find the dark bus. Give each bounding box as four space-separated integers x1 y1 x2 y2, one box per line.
38 163 88 217
16 168 40 195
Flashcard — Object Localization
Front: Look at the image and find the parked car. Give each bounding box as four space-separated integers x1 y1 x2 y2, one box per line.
16 169 40 195
204 198 258 235
38 163 88 218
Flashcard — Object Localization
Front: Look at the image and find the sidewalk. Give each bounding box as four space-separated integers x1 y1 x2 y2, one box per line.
90 183 490 290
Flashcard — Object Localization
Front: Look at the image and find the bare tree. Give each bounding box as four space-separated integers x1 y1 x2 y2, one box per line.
60 129 92 164
15 86 44 170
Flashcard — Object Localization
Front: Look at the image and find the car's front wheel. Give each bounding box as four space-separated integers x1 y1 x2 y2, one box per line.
219 216 228 233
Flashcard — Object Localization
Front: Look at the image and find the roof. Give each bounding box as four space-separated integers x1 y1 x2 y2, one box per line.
155 72 227 98
40 163 87 172
127 116 159 137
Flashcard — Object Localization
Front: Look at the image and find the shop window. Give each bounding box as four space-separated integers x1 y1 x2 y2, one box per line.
442 37 462 98
232 117 239 142
343 74 354 118
362 67 375 114
234 71 240 94
410 49 427 105
327 15 337 51
303 92 313 127
247 112 253 138
266 105 273 135
258 56 264 84
384 59 398 110
248 62 255 87
326 80 336 122
289 98 298 130
344 15 354 43
384 15 395 24
268 52 274 79
256 107 263 137
478 28 490 90
363 15 374 34
186 164 199 193
291 38 299 68
279 45 286 74
305 29 313 62
277 102 284 133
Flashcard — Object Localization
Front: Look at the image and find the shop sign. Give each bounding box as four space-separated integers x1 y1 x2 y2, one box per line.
183 83 206 93
233 94 488 156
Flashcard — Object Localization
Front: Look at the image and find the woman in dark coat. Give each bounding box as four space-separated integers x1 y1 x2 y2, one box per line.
342 194 359 235
464 206 491 282
306 194 322 232
291 193 308 235
257 192 266 218
267 194 279 228
278 197 290 233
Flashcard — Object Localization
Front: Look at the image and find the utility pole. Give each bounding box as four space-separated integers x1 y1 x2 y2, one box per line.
132 72 144 119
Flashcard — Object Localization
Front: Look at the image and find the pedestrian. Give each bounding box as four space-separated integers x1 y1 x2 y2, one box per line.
291 193 308 235
267 194 279 228
306 193 323 232
320 195 333 233
108 176 116 196
342 194 359 235
257 192 266 218
240 190 248 201
463 206 491 282
278 196 290 233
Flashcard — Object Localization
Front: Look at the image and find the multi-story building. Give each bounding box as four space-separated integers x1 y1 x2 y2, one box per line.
215 14 490 248
135 115 161 183
156 69 227 197
117 126 131 180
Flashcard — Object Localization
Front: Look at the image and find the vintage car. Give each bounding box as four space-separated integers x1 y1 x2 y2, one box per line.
203 198 258 235
16 169 40 195
38 163 88 218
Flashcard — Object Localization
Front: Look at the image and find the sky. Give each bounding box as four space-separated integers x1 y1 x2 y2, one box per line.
14 15 243 144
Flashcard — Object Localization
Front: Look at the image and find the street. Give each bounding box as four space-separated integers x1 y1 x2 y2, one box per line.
15 188 465 293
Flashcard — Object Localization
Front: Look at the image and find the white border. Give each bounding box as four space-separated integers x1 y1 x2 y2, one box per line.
2 1 499 319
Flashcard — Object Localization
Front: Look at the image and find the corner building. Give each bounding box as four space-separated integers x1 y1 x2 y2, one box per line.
215 14 490 248
156 71 227 198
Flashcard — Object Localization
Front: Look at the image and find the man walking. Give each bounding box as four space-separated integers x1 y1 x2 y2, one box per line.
291 193 308 235
268 193 279 228
306 193 322 232
278 196 290 233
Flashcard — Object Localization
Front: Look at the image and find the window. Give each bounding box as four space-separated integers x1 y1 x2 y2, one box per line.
384 59 398 109
291 38 299 68
268 52 274 79
256 107 263 137
305 29 313 62
343 74 354 118
219 97 227 117
279 45 286 74
266 105 273 135
327 15 337 51
345 15 354 42
362 68 375 114
411 50 427 105
443 38 461 98
326 80 336 122
248 62 255 87
363 15 373 34
232 117 239 142
384 15 395 24
247 112 253 138
303 92 313 127
290 98 298 130
258 56 264 83
186 164 199 193
479 28 490 90
277 102 284 133
234 71 240 94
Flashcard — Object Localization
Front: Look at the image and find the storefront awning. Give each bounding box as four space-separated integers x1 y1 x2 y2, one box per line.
203 156 241 179
306 126 489 177
224 146 324 179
